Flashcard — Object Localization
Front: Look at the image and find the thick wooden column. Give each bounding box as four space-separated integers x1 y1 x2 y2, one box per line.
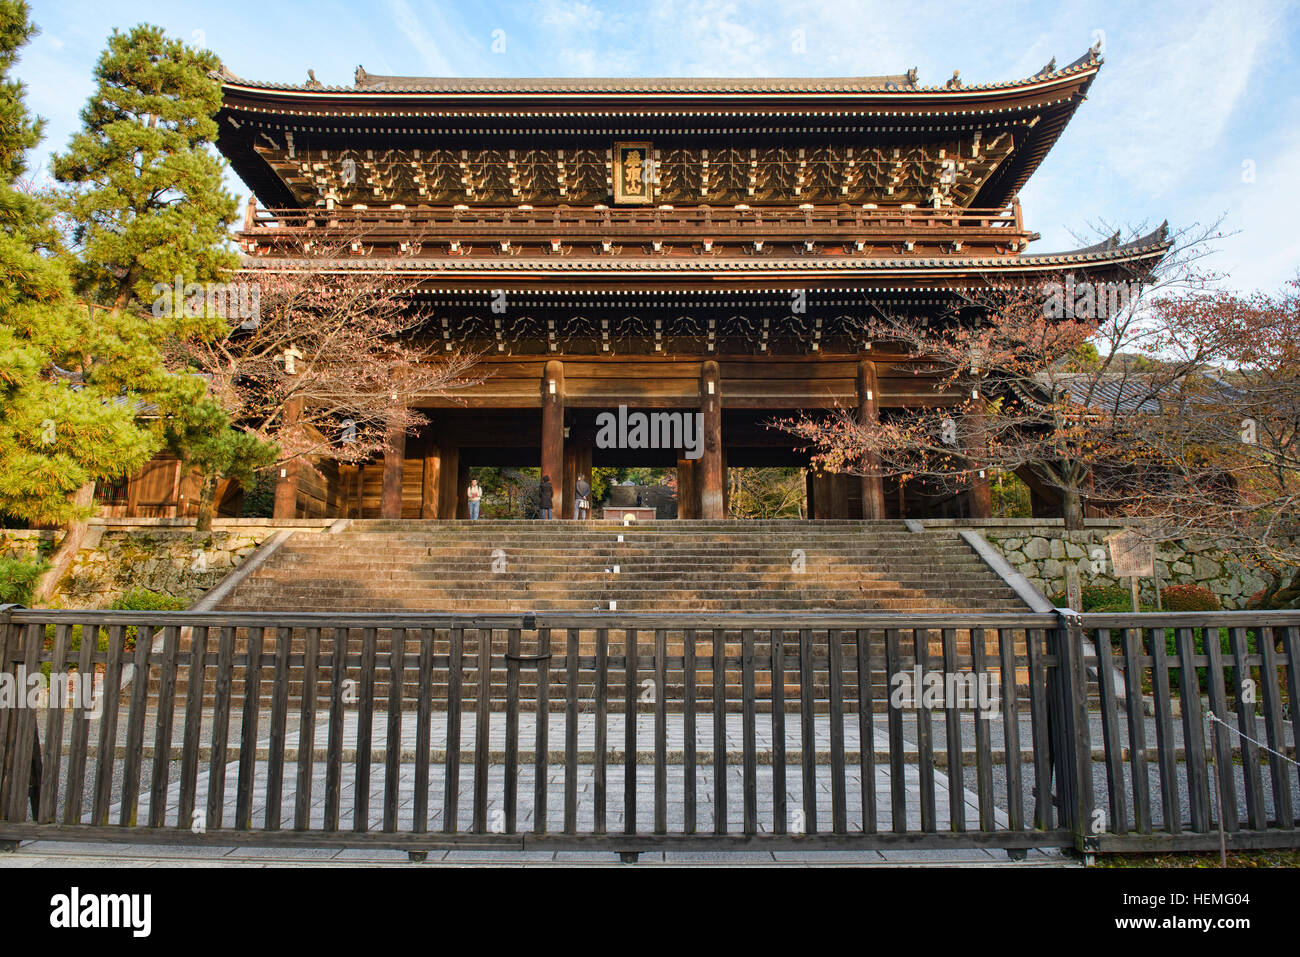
966 399 992 519
420 444 441 519
812 469 835 520
805 468 815 519
381 412 406 519
437 446 459 519
541 360 565 519
273 396 303 519
857 360 886 519
721 447 730 516
676 457 697 519
829 471 849 519
563 442 578 519
699 361 724 519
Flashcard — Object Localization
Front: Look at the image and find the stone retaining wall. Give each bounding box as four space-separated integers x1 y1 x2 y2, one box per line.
923 519 1270 608
0 519 333 609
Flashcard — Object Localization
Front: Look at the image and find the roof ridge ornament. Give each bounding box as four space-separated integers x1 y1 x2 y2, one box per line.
355 64 369 87
945 70 962 89
1039 57 1057 76
306 69 323 89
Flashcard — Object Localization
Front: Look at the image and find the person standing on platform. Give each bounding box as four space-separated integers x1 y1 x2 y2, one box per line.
574 474 591 520
466 478 482 520
538 474 553 519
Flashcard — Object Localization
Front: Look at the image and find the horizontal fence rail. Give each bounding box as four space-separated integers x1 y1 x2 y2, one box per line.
0 607 1295 857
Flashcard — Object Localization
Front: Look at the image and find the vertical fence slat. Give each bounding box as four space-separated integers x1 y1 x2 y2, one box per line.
506 627 521 834
655 628 668 835
998 629 1024 833
1257 628 1294 828
147 626 181 828
413 628 434 834
854 629 876 835
684 628 697 835
38 624 72 824
914 628 936 834
1094 628 1129 836
265 626 291 831
119 624 153 827
294 627 320 831
1024 628 1054 832
324 627 348 833
352 627 377 832
63 619 100 826
1121 627 1152 834
384 627 407 834
827 628 847 835
1284 627 1300 805
593 628 608 835
772 630 787 836
443 627 463 834
712 627 727 834
1175 628 1210 833
885 628 906 833
534 627 551 836
564 628 579 835
206 626 235 831
1229 627 1265 830
0 615 16 818
473 628 491 834
234 626 265 831
970 628 995 833
940 628 964 833
624 627 638 835
799 628 816 835
7 624 42 822
741 628 757 837
1203 624 1239 833
1148 626 1180 834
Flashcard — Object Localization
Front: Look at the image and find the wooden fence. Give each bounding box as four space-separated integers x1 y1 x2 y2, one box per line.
0 606 1295 858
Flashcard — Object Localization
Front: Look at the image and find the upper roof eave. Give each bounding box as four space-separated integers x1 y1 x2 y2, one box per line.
217 46 1101 109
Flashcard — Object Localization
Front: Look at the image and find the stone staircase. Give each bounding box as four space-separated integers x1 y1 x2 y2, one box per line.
221 519 1023 614
155 521 1029 711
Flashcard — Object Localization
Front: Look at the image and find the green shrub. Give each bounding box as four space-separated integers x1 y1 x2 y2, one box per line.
0 555 49 605
110 588 189 612
1160 584 1222 612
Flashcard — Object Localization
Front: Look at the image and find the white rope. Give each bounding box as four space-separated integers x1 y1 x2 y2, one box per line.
1205 710 1300 769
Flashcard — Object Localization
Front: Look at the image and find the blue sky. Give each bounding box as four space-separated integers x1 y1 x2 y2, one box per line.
19 0 1300 294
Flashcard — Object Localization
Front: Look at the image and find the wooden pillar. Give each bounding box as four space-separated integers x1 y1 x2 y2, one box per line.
699 361 724 519
563 441 578 520
541 360 565 519
273 396 303 519
420 444 441 519
805 468 815 519
437 446 460 519
829 471 849 519
966 400 992 519
380 411 406 519
857 360 886 519
577 442 593 512
677 457 697 519
721 447 730 517
812 470 835 520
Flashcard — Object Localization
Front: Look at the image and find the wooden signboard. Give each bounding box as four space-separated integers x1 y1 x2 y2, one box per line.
1107 530 1155 578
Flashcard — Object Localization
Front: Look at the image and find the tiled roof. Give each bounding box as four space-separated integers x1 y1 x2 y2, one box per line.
218 45 1100 97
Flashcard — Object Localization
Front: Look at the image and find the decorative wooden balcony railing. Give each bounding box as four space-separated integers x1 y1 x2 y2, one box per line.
238 203 1035 257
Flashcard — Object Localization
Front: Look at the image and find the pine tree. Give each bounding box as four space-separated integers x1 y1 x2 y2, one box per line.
0 2 157 538
52 22 238 313
53 22 274 534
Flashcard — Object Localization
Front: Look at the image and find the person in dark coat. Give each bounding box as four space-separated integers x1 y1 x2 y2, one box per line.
538 474 553 519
